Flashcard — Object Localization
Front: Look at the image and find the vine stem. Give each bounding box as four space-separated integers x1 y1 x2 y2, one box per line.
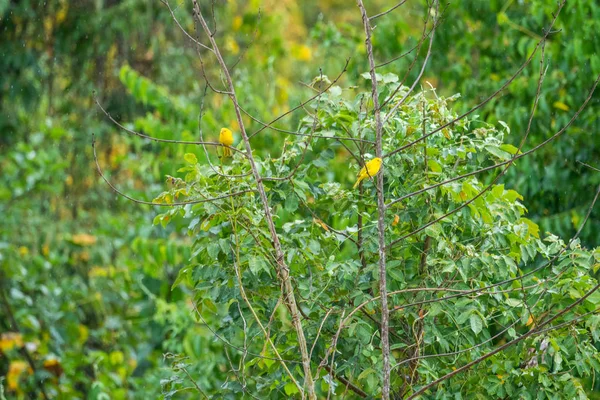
356 1 390 398
192 3 316 398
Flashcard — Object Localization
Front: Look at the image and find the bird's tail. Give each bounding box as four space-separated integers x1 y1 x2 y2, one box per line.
353 177 362 189
223 146 232 157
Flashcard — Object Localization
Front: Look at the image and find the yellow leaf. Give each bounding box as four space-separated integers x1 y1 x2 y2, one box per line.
0 332 23 352
313 218 329 232
520 218 540 239
89 266 108 278
225 36 240 55
43 358 63 377
79 324 89 343
297 45 312 62
79 251 90 262
71 234 97 246
392 214 400 227
128 357 138 370
232 15 243 31
526 314 534 326
429 160 442 173
110 351 125 365
553 101 569 111
201 218 212 231
7 361 31 391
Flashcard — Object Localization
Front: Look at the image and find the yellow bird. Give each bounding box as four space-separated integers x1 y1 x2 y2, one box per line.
219 128 234 157
353 157 383 189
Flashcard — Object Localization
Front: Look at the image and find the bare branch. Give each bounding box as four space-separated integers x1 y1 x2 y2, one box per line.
230 9 262 70
385 72 599 249
192 3 317 397
240 104 375 144
195 84 252 178
92 137 253 206
369 0 409 21
379 0 437 110
389 182 600 313
376 6 448 69
94 96 244 155
177 363 210 399
159 0 214 53
406 280 600 399
357 1 390 397
323 365 368 398
381 0 439 122
247 59 350 140
384 1 565 159
578 161 600 173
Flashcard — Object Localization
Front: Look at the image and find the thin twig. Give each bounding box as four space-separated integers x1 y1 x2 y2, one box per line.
369 0 409 21
92 137 254 206
387 73 600 207
192 3 317 397
384 1 565 159
247 59 350 140
406 280 600 399
357 2 390 397
94 96 243 154
385 72 599 249
159 0 213 52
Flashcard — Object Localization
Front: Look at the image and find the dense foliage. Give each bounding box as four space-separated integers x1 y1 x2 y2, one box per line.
148 71 600 398
1 0 599 399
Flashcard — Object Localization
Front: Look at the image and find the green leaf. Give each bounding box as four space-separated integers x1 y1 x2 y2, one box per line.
520 218 540 239
499 144 521 155
382 73 399 83
429 160 442 173
184 153 198 164
249 257 269 275
284 382 300 395
485 145 511 161
470 313 483 335
285 195 299 212
207 242 219 259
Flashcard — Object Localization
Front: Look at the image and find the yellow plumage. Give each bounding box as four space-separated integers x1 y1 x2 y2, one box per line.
353 157 382 189
219 128 234 157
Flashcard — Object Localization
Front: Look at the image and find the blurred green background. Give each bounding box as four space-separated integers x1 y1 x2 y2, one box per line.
1 0 598 398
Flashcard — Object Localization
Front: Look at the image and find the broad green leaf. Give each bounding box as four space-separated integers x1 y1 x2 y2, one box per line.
470 314 483 335
184 153 198 164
